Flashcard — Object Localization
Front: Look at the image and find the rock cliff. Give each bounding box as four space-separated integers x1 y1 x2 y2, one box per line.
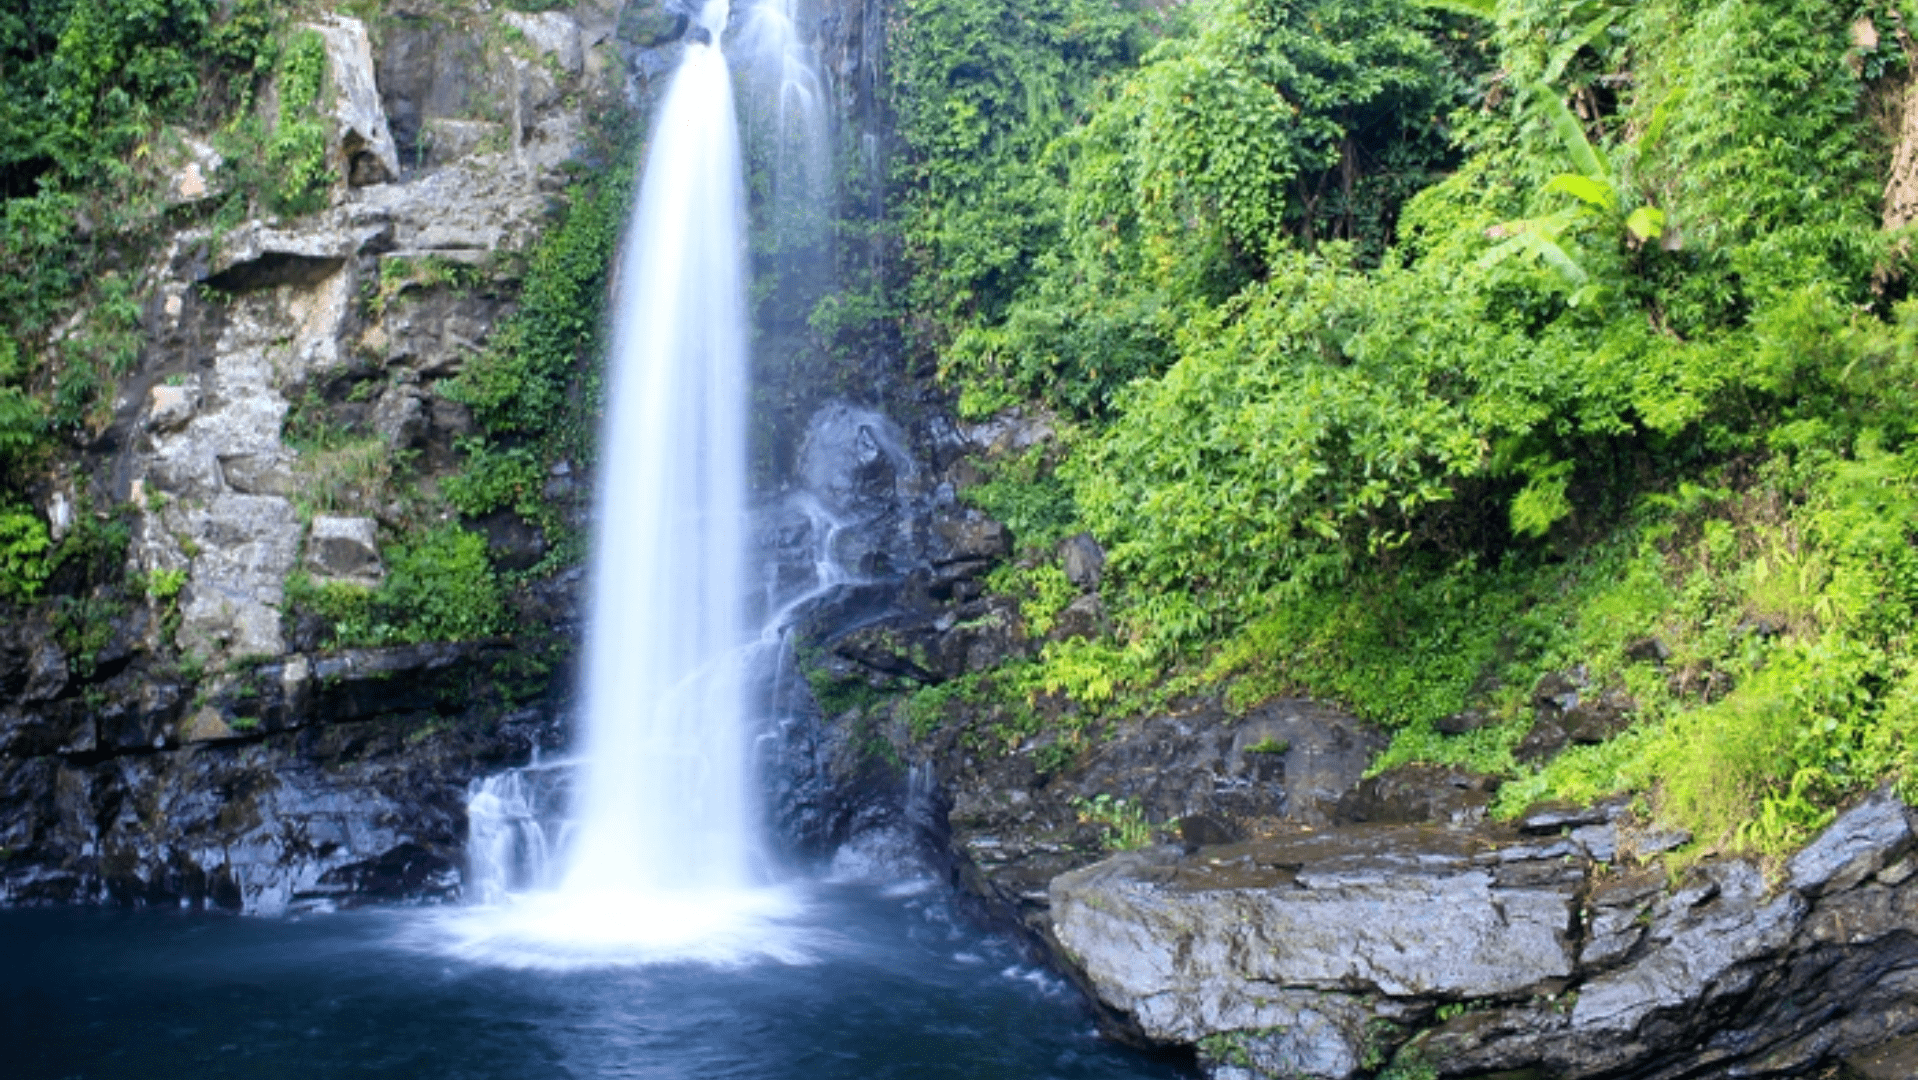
0 0 649 910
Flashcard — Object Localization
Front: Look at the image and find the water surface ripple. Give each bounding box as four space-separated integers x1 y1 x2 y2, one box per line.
0 884 1196 1080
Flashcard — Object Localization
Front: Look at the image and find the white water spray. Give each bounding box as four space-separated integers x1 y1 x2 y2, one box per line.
439 0 821 966
566 14 752 904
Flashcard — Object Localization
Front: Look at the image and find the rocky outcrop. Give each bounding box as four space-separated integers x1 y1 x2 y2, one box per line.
0 0 659 912
1047 792 1915 1079
776 424 1917 1080
0 635 566 912
309 15 403 187
115 1 638 669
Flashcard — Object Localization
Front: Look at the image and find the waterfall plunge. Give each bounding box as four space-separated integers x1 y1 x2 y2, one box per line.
567 25 752 903
441 0 820 967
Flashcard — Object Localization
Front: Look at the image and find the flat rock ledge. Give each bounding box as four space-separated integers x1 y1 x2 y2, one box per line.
1051 793 1917 1080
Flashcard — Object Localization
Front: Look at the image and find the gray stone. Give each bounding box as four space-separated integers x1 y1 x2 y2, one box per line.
1625 636 1672 664
1192 992 1369 1080
930 508 1010 565
1433 708 1491 734
1578 923 1643 967
175 494 302 662
1514 717 1568 764
1532 669 1586 712
1623 825 1692 859
1041 794 1915 1080
960 410 1055 457
1520 800 1622 834
0 642 557 912
305 516 383 584
1572 822 1617 861
1788 790 1913 895
307 16 401 187
1050 593 1107 642
1052 833 1578 1025
620 1 690 47
0 623 68 707
217 453 294 497
1060 532 1106 590
372 385 428 449
796 402 919 520
503 10 584 75
1572 876 1805 1034
418 118 506 167
1334 764 1493 826
160 132 224 206
147 383 197 432
1562 690 1634 744
199 217 373 293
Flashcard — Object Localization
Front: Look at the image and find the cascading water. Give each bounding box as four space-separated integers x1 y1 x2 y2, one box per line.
441 0 812 965
564 5 753 905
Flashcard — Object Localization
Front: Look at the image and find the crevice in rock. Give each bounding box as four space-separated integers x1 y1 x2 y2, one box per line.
202 252 347 294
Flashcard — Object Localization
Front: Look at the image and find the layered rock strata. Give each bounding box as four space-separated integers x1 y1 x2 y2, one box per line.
1052 793 1916 1079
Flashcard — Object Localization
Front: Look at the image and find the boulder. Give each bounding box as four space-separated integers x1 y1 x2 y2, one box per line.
1562 689 1634 744
0 621 67 706
1050 592 1107 642
305 516 383 584
372 384 428 450
1334 764 1494 825
798 402 916 519
930 507 1010 565
1045 791 1917 1080
147 383 197 433
1432 707 1490 734
159 132 224 206
1788 790 1914 895
307 16 402 187
217 452 294 497
418 118 506 168
174 494 303 662
1059 532 1106 590
503 10 585 75
1052 828 1580 1043
959 410 1055 458
198 217 379 293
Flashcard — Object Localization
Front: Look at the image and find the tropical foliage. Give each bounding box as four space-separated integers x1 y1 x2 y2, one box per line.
872 0 1917 854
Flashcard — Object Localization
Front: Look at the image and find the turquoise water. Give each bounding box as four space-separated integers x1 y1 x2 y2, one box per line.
0 882 1195 1080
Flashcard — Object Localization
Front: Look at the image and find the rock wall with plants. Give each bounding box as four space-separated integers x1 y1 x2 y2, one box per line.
0 0 700 910
783 0 1919 1075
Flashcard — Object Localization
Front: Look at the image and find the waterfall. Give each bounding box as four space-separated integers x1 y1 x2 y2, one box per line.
439 0 826 967
565 7 753 902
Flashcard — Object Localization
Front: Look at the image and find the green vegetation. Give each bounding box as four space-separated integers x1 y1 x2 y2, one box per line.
0 508 54 604
0 0 277 603
262 28 332 215
443 155 631 444
287 524 503 648
871 0 1917 857
1070 792 1154 850
281 120 641 648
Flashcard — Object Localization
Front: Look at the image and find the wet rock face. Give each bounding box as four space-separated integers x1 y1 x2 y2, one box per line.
1047 793 1917 1080
0 639 566 912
